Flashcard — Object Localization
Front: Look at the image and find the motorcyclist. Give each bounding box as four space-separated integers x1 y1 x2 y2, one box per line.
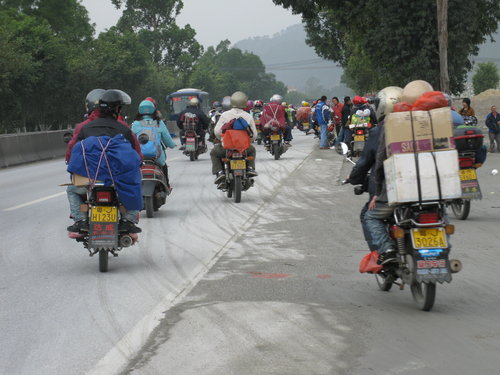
208 101 224 143
66 89 143 234
211 91 258 187
132 99 176 190
345 86 403 253
345 96 378 147
296 101 312 132
177 97 210 151
365 80 433 264
260 94 292 146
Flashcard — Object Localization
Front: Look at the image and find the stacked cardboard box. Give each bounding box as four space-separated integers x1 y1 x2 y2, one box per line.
383 107 461 205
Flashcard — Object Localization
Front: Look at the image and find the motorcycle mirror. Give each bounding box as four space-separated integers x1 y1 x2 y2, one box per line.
138 133 149 145
63 132 73 144
335 142 349 155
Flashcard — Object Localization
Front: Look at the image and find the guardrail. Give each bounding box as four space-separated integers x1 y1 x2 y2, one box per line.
0 130 70 168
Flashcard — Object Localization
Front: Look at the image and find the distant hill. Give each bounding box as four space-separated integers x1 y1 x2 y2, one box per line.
235 24 499 97
234 24 352 98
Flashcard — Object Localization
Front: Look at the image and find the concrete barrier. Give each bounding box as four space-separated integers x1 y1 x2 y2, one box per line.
0 130 70 168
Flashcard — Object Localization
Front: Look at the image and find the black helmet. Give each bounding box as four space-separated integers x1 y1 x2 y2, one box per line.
99 89 130 115
85 88 105 114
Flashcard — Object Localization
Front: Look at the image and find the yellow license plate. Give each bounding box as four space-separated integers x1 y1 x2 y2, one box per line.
411 228 447 249
354 135 365 142
91 206 118 222
460 169 477 181
230 160 246 170
270 134 281 141
303 122 309 126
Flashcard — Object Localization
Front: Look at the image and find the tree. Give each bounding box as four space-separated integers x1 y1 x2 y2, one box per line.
112 0 203 79
472 62 500 95
273 0 500 94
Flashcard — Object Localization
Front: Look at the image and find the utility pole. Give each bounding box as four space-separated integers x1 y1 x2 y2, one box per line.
437 0 450 92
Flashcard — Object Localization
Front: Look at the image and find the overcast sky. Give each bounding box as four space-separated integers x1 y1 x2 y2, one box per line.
81 0 302 47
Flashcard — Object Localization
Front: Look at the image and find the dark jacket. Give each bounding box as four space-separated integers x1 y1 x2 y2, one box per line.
177 105 210 130
341 103 353 126
348 125 382 196
486 112 500 133
373 126 388 201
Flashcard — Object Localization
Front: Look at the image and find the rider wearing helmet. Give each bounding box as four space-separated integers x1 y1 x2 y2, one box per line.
345 86 403 253
66 89 143 234
260 94 292 146
177 97 210 151
211 91 258 186
132 99 176 190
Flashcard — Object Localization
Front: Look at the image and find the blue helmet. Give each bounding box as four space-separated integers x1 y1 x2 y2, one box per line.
139 100 155 115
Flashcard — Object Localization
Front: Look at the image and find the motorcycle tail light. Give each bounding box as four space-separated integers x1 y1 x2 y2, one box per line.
271 126 278 132
418 212 439 223
356 129 364 135
391 226 405 239
232 152 243 158
465 130 476 135
445 224 455 235
96 191 112 203
459 158 474 168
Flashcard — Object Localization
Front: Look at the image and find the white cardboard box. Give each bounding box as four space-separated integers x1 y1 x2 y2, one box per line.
384 149 461 205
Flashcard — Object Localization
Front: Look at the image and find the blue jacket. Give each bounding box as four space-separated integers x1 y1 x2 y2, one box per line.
315 101 330 125
132 116 176 166
486 112 500 133
67 135 143 211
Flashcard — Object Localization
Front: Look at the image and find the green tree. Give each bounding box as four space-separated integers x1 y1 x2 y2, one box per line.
472 62 500 95
273 0 500 94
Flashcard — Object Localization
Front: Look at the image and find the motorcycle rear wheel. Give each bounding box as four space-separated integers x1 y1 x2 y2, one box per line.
451 199 470 220
189 152 196 161
273 143 280 160
99 249 108 273
227 181 233 198
411 282 436 311
234 176 242 203
145 196 154 218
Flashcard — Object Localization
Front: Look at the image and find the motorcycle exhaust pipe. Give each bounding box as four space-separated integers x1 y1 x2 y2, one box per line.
120 235 133 248
449 259 462 273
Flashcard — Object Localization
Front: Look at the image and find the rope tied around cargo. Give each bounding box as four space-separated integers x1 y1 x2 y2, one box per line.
409 111 423 205
428 112 443 202
80 137 116 191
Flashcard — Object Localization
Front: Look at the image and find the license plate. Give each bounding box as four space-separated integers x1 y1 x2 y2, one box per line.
303 122 309 126
91 206 118 223
460 169 477 181
411 228 447 249
270 134 281 141
354 135 365 142
230 160 246 170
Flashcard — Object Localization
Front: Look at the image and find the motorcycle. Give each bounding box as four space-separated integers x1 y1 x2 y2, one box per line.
68 183 138 273
297 120 311 134
141 159 169 218
183 123 207 161
265 127 287 160
349 122 370 157
449 126 484 220
220 149 255 203
253 112 263 145
338 142 462 311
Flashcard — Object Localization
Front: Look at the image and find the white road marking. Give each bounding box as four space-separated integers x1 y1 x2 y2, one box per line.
3 191 66 211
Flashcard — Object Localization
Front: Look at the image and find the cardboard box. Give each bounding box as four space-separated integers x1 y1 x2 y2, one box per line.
384 149 461 205
71 174 101 186
385 108 454 156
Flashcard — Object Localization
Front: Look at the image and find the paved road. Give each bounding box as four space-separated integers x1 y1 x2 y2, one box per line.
124 150 500 375
1 134 500 374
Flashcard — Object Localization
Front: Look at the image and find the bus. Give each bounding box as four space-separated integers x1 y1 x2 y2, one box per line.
165 88 210 122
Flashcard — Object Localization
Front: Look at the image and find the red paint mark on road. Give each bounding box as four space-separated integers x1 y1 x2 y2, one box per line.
248 272 291 279
317 274 332 279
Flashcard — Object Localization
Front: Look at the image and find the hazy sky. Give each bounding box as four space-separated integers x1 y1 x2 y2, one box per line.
81 0 302 47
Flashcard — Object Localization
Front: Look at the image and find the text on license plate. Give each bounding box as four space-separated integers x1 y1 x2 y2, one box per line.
230 160 246 170
354 135 365 142
91 206 118 222
460 169 477 181
270 134 281 141
411 228 447 249
303 122 309 126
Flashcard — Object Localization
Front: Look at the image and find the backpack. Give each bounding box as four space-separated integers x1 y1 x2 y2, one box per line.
221 117 250 133
182 112 200 131
137 119 162 159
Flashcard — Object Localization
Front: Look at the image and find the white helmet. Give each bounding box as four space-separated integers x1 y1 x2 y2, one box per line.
376 86 403 119
230 91 248 109
189 97 199 106
402 80 433 104
270 94 283 103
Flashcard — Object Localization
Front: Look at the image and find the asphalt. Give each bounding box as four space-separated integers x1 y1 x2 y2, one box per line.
124 149 500 375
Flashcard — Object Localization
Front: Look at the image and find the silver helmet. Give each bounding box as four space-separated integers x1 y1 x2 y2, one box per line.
230 91 248 109
270 94 283 103
376 86 403 119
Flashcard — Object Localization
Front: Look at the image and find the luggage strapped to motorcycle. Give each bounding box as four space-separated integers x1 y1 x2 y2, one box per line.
80 137 118 194
409 111 443 207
